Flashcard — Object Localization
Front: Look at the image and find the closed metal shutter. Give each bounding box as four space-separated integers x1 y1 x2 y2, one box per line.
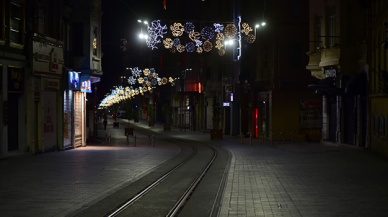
63 90 72 149
74 92 83 147
43 90 57 150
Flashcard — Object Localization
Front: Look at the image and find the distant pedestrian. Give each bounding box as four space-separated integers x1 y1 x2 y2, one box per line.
103 119 107 130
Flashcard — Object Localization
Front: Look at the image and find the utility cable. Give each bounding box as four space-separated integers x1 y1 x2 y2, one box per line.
119 0 140 17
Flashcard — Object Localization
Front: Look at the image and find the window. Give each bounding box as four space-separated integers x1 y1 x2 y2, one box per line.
315 16 321 50
328 6 336 46
10 0 22 44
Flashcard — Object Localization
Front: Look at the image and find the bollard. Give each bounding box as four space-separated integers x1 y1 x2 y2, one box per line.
126 133 129 145
133 134 136 147
109 134 111 146
291 132 294 144
271 133 273 145
262 131 265 143
152 135 155 147
148 135 151 145
280 132 285 142
249 135 252 146
105 134 107 144
241 132 243 144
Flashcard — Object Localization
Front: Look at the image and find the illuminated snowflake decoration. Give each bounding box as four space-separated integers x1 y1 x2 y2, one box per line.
143 77 148 82
247 34 256 43
216 33 225 41
241 23 252 35
148 74 153 80
213 23 224 33
173 38 181 47
218 49 225 56
186 42 196 52
131 67 142 77
195 40 203 47
162 77 168 85
153 73 158 78
169 77 174 83
163 38 173 49
146 81 151 87
215 40 223 50
203 40 213 52
201 26 215 40
135 89 139 95
170 47 176 54
150 68 156 74
170 22 184 37
189 31 200 41
158 81 162 86
157 77 161 82
225 24 237 38
151 78 158 86
196 47 203 54
128 76 136 85
142 82 147 88
143 68 150 76
177 44 185 53
148 20 167 40
138 77 144 84
146 35 160 50
184 22 195 34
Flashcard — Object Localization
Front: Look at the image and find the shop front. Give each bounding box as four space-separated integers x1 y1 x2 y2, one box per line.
29 38 63 152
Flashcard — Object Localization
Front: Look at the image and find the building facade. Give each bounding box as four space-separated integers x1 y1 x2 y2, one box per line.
307 0 368 147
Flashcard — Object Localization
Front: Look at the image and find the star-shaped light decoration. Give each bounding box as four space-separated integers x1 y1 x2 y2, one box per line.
131 67 142 77
128 76 136 85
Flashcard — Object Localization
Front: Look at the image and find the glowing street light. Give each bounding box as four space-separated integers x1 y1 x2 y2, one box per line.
261 22 266 26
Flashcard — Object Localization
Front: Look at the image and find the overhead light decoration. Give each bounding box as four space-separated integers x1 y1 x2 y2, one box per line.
215 40 223 50
162 77 168 84
189 31 201 41
247 34 256 43
151 78 158 86
173 38 181 47
184 22 195 34
201 26 215 40
216 32 225 41
203 40 213 52
131 67 142 77
213 23 224 33
177 44 185 53
153 73 158 78
225 24 237 38
143 77 149 82
195 40 203 47
241 23 252 35
170 22 184 37
186 42 196 52
170 47 176 54
196 47 203 53
163 38 173 48
169 77 174 83
138 77 144 84
146 81 152 87
128 76 136 85
218 49 225 56
143 68 150 76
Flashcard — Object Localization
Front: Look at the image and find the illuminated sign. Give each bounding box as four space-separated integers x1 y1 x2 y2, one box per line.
68 71 80 90
80 74 92 93
231 93 233 102
223 102 230 107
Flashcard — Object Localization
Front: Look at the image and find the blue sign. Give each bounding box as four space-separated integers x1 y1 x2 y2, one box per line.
80 74 92 93
68 71 80 90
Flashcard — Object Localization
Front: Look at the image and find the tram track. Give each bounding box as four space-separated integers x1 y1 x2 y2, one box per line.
72 119 221 217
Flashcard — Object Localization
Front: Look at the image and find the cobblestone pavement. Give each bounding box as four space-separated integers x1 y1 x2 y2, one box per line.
218 139 388 217
2 118 388 217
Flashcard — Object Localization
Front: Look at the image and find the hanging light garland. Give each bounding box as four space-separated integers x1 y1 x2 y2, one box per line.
216 33 225 41
186 42 196 52
247 34 256 43
213 23 224 33
173 38 181 47
170 22 184 37
225 24 237 38
201 26 215 40
215 40 223 50
241 23 252 35
177 44 185 53
203 40 213 52
189 31 200 41
196 47 203 54
163 38 173 49
143 68 150 76
184 22 195 34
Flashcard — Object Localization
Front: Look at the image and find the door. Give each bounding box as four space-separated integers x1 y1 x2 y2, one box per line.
43 90 57 150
